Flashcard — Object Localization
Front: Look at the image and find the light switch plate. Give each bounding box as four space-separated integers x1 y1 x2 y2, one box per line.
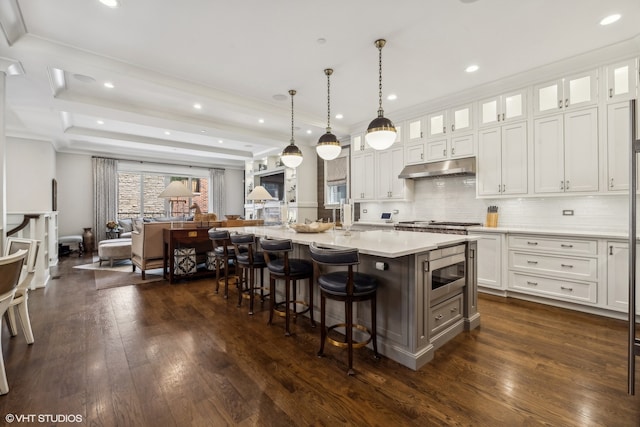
562 209 574 216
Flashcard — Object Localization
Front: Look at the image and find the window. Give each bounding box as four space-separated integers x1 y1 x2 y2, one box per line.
324 149 349 207
118 172 209 219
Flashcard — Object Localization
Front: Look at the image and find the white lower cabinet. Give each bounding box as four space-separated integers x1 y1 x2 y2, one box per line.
507 234 599 305
606 241 640 312
469 232 503 290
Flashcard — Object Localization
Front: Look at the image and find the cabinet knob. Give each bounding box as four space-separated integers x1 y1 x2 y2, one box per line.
558 99 563 109
565 99 569 108
435 314 444 320
443 126 446 134
451 124 455 132
609 88 613 98
501 113 505 121
610 245 613 255
497 113 500 122
502 184 506 192
560 181 564 190
452 147 455 155
610 178 614 188
565 180 570 190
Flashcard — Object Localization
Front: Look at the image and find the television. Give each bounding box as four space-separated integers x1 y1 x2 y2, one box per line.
260 172 284 201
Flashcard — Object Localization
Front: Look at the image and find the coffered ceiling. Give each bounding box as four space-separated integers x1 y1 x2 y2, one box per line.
0 0 639 168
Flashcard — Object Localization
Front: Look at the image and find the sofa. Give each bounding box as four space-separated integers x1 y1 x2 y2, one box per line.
131 221 191 279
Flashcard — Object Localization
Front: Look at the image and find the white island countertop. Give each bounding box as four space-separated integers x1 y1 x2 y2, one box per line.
225 226 471 258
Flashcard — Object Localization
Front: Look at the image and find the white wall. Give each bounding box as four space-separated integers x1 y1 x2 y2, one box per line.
358 176 629 232
6 137 56 213
56 153 93 236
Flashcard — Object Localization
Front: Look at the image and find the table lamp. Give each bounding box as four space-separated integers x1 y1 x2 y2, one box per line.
246 185 275 220
159 181 194 218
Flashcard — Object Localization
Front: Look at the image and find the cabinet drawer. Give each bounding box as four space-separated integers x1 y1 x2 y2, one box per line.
509 251 598 281
509 272 597 304
508 235 597 255
429 293 463 338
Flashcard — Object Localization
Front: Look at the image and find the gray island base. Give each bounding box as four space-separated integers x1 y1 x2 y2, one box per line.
223 226 480 370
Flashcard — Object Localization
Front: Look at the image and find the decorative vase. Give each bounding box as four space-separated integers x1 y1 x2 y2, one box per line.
82 227 94 253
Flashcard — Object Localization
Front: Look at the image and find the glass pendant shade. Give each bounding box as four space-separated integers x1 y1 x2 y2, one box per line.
281 143 304 168
316 132 341 160
366 114 396 150
281 89 303 168
366 38 396 151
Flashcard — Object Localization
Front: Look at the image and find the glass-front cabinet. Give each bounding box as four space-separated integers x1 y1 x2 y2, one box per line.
479 89 527 127
534 69 598 115
605 58 638 103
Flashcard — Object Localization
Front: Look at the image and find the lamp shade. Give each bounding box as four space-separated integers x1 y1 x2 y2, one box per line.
158 181 194 198
365 115 397 151
281 144 303 168
246 185 275 201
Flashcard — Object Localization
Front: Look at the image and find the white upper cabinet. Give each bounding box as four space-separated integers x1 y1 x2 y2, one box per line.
479 89 527 127
477 121 528 197
605 58 638 103
406 117 425 144
351 151 375 201
607 101 633 192
426 103 474 138
534 69 598 115
533 107 599 194
376 146 412 200
351 133 370 155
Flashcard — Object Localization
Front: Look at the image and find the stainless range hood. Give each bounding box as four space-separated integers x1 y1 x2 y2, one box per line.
398 157 476 179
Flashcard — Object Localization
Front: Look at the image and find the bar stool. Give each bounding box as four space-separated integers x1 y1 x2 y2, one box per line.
229 233 269 314
309 242 379 376
260 238 315 336
208 229 238 299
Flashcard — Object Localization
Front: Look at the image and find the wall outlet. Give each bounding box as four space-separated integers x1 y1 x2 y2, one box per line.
363 209 368 213
562 209 574 216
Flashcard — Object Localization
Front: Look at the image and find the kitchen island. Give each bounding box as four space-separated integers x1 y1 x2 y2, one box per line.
223 225 480 370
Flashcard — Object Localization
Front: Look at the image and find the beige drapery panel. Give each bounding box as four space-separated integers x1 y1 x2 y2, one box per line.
92 157 118 243
210 168 225 218
326 156 347 185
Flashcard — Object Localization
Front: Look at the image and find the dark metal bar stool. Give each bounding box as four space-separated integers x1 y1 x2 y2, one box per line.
208 229 238 299
309 242 379 375
260 238 315 336
229 233 269 314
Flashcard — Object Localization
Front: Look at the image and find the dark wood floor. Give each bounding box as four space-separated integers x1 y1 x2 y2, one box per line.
0 254 638 426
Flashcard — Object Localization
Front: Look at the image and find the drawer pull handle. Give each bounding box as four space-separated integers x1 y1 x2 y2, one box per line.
561 264 574 268
526 281 538 286
450 307 458 313
527 241 538 246
527 260 538 264
561 286 574 292
435 314 444 320
560 244 573 248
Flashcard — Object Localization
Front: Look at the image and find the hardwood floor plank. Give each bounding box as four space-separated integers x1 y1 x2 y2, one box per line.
0 256 638 426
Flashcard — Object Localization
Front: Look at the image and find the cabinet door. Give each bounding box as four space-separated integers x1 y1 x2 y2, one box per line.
501 121 528 195
473 233 502 290
450 134 474 158
451 103 473 133
534 79 563 114
606 58 637 103
425 139 448 162
351 133 369 155
607 241 640 311
479 96 500 127
427 110 447 138
352 152 375 200
534 114 565 193
406 142 425 164
389 147 406 198
477 127 502 196
607 102 632 191
564 108 599 193
503 90 526 122
565 70 598 110
406 118 424 143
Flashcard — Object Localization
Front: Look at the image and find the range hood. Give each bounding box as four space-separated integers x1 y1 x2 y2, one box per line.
398 157 476 179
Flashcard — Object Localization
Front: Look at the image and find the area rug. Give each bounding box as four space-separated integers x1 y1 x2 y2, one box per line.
74 258 165 290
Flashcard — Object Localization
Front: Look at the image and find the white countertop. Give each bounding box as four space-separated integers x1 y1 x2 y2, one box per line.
226 226 471 258
468 225 629 239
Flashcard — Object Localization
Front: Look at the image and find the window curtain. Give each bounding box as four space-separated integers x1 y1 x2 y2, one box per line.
326 156 347 185
210 168 225 219
92 157 118 243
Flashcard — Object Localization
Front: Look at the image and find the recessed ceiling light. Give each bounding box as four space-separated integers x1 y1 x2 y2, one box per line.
97 120 104 125
164 131 171 135
200 130 206 133
306 130 312 134
258 118 265 123
103 81 114 89
317 38 327 45
600 14 621 26
387 94 397 101
218 140 224 144
99 0 120 8
465 64 479 73
335 113 343 120
193 103 202 109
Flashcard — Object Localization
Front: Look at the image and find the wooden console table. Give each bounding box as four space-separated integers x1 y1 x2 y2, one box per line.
163 228 215 284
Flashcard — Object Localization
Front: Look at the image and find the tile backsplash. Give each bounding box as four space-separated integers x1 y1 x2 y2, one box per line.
358 176 631 231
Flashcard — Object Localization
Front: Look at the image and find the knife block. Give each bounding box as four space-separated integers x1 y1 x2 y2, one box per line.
485 212 498 228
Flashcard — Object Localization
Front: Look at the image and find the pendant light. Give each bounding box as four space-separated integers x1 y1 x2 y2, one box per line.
316 68 341 161
365 39 396 151
281 89 303 168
